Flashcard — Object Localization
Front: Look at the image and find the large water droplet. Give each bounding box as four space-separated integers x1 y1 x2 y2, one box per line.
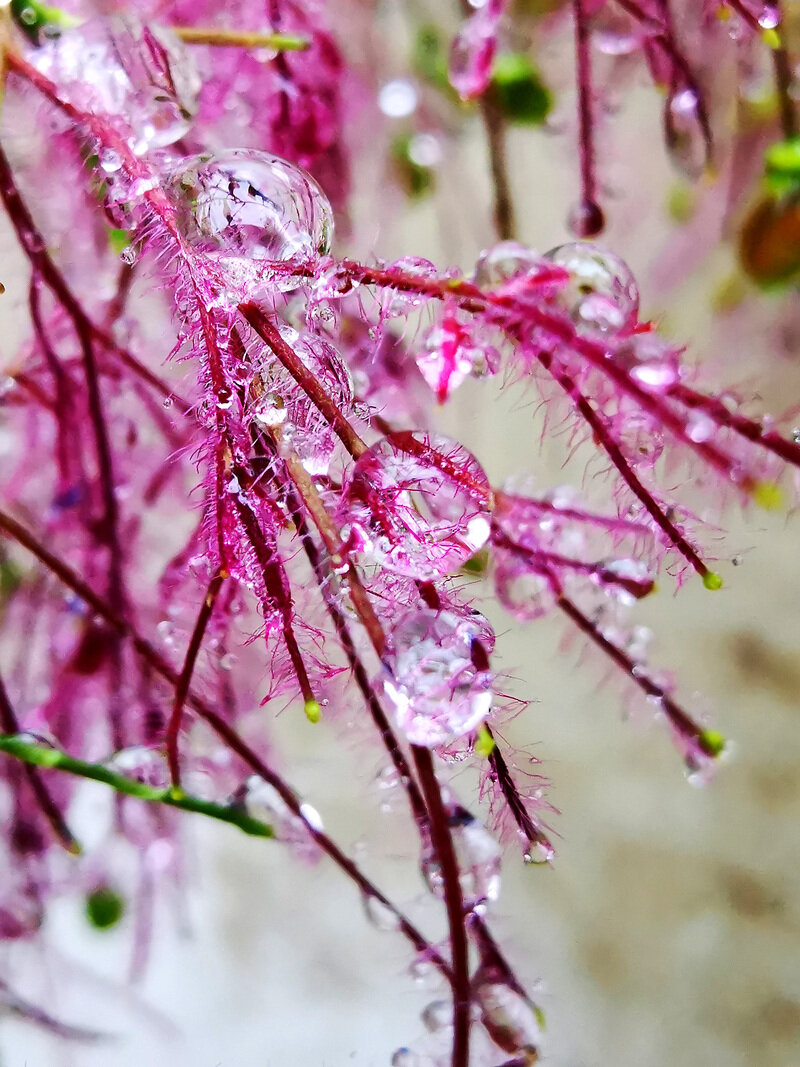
494 555 555 621
420 803 502 906
383 608 494 747
544 243 639 336
163 150 334 296
339 432 492 580
31 16 199 152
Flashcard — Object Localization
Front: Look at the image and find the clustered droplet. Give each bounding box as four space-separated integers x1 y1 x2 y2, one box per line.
31 16 200 153
338 432 492 580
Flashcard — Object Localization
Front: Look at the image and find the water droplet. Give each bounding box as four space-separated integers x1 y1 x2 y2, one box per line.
339 432 492 580
99 148 122 174
379 79 419 118
417 315 500 402
449 3 499 99
120 245 137 265
163 150 334 297
757 5 780 30
421 998 452 1033
544 243 639 336
613 333 680 391
665 88 708 179
362 892 400 931
420 804 502 905
105 746 168 786
494 555 555 621
31 16 199 151
474 241 551 290
523 840 554 865
602 557 655 604
383 609 494 747
299 801 324 832
474 979 543 1055
254 392 287 427
407 133 442 167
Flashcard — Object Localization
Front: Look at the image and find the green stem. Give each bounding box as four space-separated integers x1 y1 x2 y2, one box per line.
0 735 274 839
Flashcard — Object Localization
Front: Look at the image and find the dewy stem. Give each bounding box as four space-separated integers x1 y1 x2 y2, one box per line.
0 507 453 985
0 735 274 838
240 304 368 459
413 746 471 1067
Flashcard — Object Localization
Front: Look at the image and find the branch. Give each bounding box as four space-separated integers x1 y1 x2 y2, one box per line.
0 734 274 838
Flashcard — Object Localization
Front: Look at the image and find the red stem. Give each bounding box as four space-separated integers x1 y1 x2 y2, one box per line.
413 747 471 1067
166 572 225 787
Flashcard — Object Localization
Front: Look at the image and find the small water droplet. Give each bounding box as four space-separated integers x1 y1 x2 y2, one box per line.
421 998 452 1033
361 893 400 932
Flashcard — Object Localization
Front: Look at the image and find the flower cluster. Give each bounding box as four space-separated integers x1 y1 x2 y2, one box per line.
0 1 797 1064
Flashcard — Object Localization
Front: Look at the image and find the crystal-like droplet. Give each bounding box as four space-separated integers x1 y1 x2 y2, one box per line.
383 608 494 747
391 1049 422 1067
449 1 502 100
474 241 549 289
421 998 452 1033
544 242 639 336
163 150 334 296
420 804 502 906
31 16 200 152
523 839 555 865
339 432 492 580
416 315 499 402
474 979 543 1055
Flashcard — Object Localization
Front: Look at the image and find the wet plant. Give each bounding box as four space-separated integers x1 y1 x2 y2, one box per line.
0 1 798 1064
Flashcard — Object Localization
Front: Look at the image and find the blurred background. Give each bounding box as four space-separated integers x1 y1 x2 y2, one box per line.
1 1 800 1064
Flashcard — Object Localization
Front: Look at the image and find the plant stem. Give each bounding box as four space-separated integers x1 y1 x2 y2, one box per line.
171 27 309 52
166 571 226 787
413 747 471 1067
0 734 274 837
0 507 453 985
